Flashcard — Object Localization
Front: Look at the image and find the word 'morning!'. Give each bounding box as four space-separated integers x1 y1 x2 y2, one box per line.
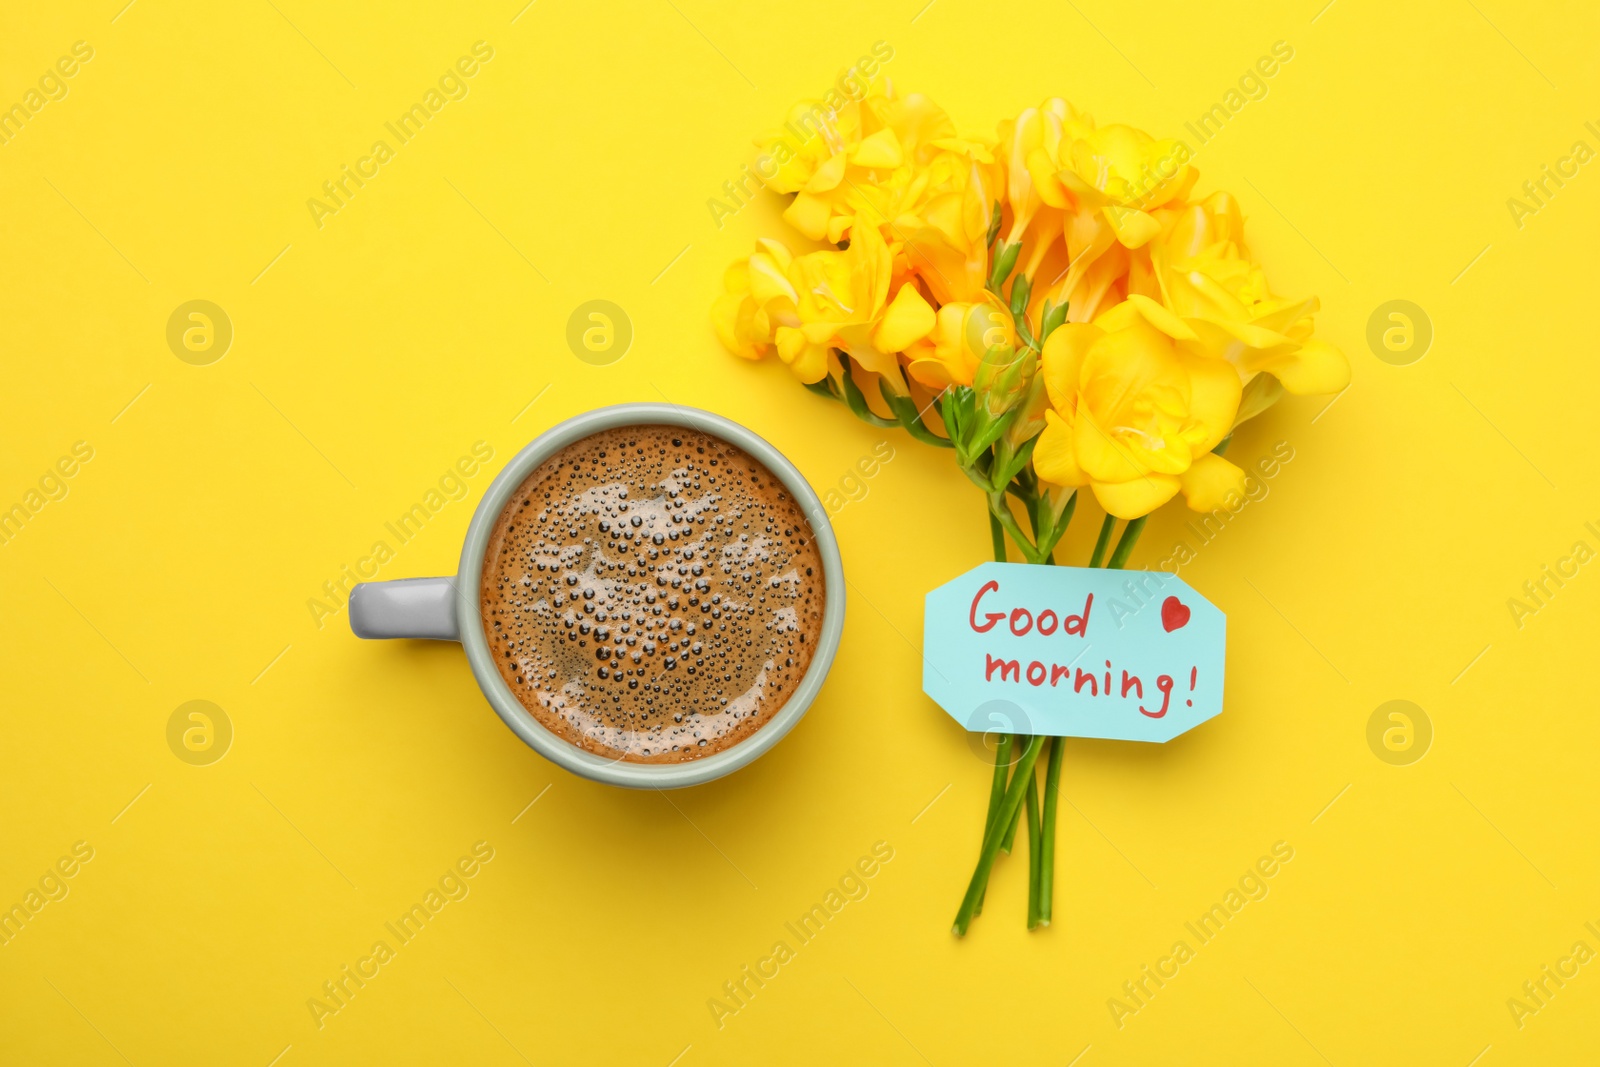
983 656 1199 719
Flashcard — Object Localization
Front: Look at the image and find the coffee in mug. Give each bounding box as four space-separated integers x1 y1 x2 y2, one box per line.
479 424 826 763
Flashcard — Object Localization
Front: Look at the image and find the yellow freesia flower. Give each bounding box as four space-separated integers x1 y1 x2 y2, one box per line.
778 88 962 244
896 144 1003 305
996 102 1057 245
1034 221 1130 328
1021 101 1196 248
756 99 861 196
900 294 1015 389
1062 125 1195 246
711 237 798 360
714 225 936 386
1143 191 1349 399
785 221 906 383
1033 298 1245 518
1020 103 1197 327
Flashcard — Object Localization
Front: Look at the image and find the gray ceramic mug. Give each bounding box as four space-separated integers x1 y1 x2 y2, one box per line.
349 403 845 789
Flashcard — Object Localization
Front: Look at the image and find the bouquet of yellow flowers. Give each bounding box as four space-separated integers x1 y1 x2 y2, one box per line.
713 80 1349 934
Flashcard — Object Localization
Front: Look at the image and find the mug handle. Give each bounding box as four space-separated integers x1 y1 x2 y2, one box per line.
349 577 461 641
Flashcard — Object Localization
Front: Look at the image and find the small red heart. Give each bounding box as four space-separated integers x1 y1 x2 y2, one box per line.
1161 596 1191 633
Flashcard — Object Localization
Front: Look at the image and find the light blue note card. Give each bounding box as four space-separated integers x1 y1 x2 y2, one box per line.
923 563 1226 743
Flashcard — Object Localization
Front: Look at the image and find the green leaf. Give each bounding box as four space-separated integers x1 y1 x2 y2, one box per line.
880 381 955 448
1107 516 1147 570
1015 318 1037 352
803 377 840 402
1046 485 1077 525
942 384 975 452
966 407 1019 460
991 434 1037 490
835 354 899 428
1038 488 1078 558
962 461 998 492
1088 513 1116 569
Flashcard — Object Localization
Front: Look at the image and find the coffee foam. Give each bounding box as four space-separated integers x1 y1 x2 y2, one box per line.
480 425 826 763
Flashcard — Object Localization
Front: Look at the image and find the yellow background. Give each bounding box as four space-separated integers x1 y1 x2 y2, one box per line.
3 0 1597 1062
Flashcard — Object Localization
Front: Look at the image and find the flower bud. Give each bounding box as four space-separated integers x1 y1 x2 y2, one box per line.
988 240 1022 291
1003 370 1049 449
974 344 1037 420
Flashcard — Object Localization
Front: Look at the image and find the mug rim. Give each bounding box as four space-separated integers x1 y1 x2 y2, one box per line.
454 402 846 789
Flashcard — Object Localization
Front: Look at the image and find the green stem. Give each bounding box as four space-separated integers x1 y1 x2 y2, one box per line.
975 731 1012 917
1021 484 1043 540
1037 488 1078 561
1026 764 1042 929
1088 513 1116 568
1106 516 1147 570
987 493 1040 563
974 510 1010 914
1001 805 1024 854
1038 736 1064 927
1025 512 1145 932
983 735 1013 838
1000 736 1027 853
954 735 1046 936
